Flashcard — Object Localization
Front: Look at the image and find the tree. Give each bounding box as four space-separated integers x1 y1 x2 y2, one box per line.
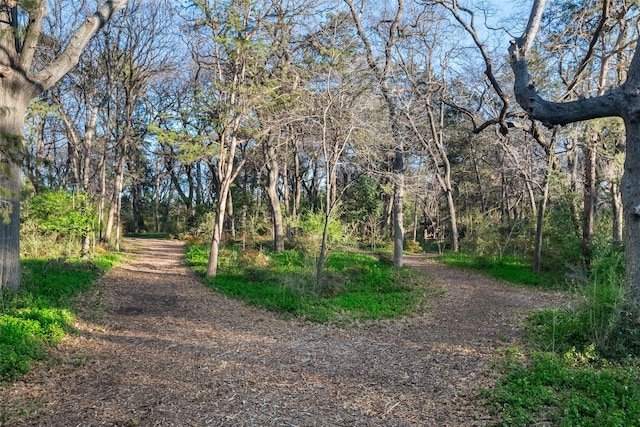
186 0 276 278
0 0 129 291
509 0 640 310
345 0 407 267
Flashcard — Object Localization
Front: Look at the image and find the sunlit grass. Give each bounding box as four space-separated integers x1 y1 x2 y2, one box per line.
0 254 122 381
185 244 441 323
437 252 563 289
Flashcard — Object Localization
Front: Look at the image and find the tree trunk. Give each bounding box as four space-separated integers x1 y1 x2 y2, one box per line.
445 188 459 253
98 151 108 242
622 118 640 311
207 184 230 278
265 149 285 252
533 149 554 273
393 149 405 267
316 211 331 286
612 180 623 245
155 156 161 233
226 191 235 239
0 99 28 290
105 149 125 246
282 161 293 240
582 137 597 265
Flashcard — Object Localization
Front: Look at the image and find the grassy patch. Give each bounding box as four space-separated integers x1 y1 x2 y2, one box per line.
437 252 562 289
487 347 640 426
483 245 640 425
185 244 440 323
0 254 121 381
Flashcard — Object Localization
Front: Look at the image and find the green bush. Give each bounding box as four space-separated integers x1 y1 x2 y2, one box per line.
526 244 640 358
21 190 96 258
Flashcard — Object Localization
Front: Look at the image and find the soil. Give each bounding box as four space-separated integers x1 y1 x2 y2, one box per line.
1 238 563 426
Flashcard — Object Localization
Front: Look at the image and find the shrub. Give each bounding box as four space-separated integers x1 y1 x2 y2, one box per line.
21 190 96 258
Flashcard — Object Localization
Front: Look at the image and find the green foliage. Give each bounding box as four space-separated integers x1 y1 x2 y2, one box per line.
481 237 640 426
343 176 384 243
461 213 534 259
0 254 120 381
21 190 96 258
24 191 94 234
185 243 439 323
542 194 583 269
527 244 640 358
438 252 561 289
488 347 640 426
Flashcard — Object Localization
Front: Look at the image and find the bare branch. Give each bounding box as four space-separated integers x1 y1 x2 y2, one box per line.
18 1 47 72
31 0 129 94
562 0 611 99
521 0 545 52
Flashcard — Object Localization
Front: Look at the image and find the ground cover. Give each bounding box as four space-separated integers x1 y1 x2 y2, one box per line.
0 254 121 382
185 243 441 322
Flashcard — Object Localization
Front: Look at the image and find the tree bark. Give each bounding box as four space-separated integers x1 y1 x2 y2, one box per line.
265 141 285 252
0 99 29 290
622 118 640 309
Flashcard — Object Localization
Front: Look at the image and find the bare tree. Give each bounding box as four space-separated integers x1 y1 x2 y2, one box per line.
345 0 407 267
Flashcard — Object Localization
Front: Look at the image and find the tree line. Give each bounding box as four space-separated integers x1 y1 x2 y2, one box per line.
2 0 639 316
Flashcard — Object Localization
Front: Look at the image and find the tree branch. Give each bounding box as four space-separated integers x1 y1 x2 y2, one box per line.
508 0 624 126
18 1 47 72
561 0 611 99
31 0 129 94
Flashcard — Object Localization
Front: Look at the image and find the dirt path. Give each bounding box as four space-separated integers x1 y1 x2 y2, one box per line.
1 239 562 426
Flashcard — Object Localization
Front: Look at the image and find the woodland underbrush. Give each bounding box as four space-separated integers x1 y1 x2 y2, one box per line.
0 191 122 383
444 237 640 426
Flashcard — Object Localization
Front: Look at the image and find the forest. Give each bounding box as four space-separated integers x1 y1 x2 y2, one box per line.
2 0 640 425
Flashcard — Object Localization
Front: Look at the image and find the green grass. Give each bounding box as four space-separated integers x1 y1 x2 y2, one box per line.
437 252 562 289
0 254 121 381
487 347 640 426
478 245 640 426
185 244 440 323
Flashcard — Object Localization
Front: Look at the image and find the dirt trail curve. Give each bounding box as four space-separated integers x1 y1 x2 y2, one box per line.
2 238 562 426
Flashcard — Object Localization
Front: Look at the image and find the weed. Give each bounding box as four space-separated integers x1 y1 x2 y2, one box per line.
489 348 640 426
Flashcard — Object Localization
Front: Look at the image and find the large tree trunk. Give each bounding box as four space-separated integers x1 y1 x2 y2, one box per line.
622 119 640 310
0 98 29 290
